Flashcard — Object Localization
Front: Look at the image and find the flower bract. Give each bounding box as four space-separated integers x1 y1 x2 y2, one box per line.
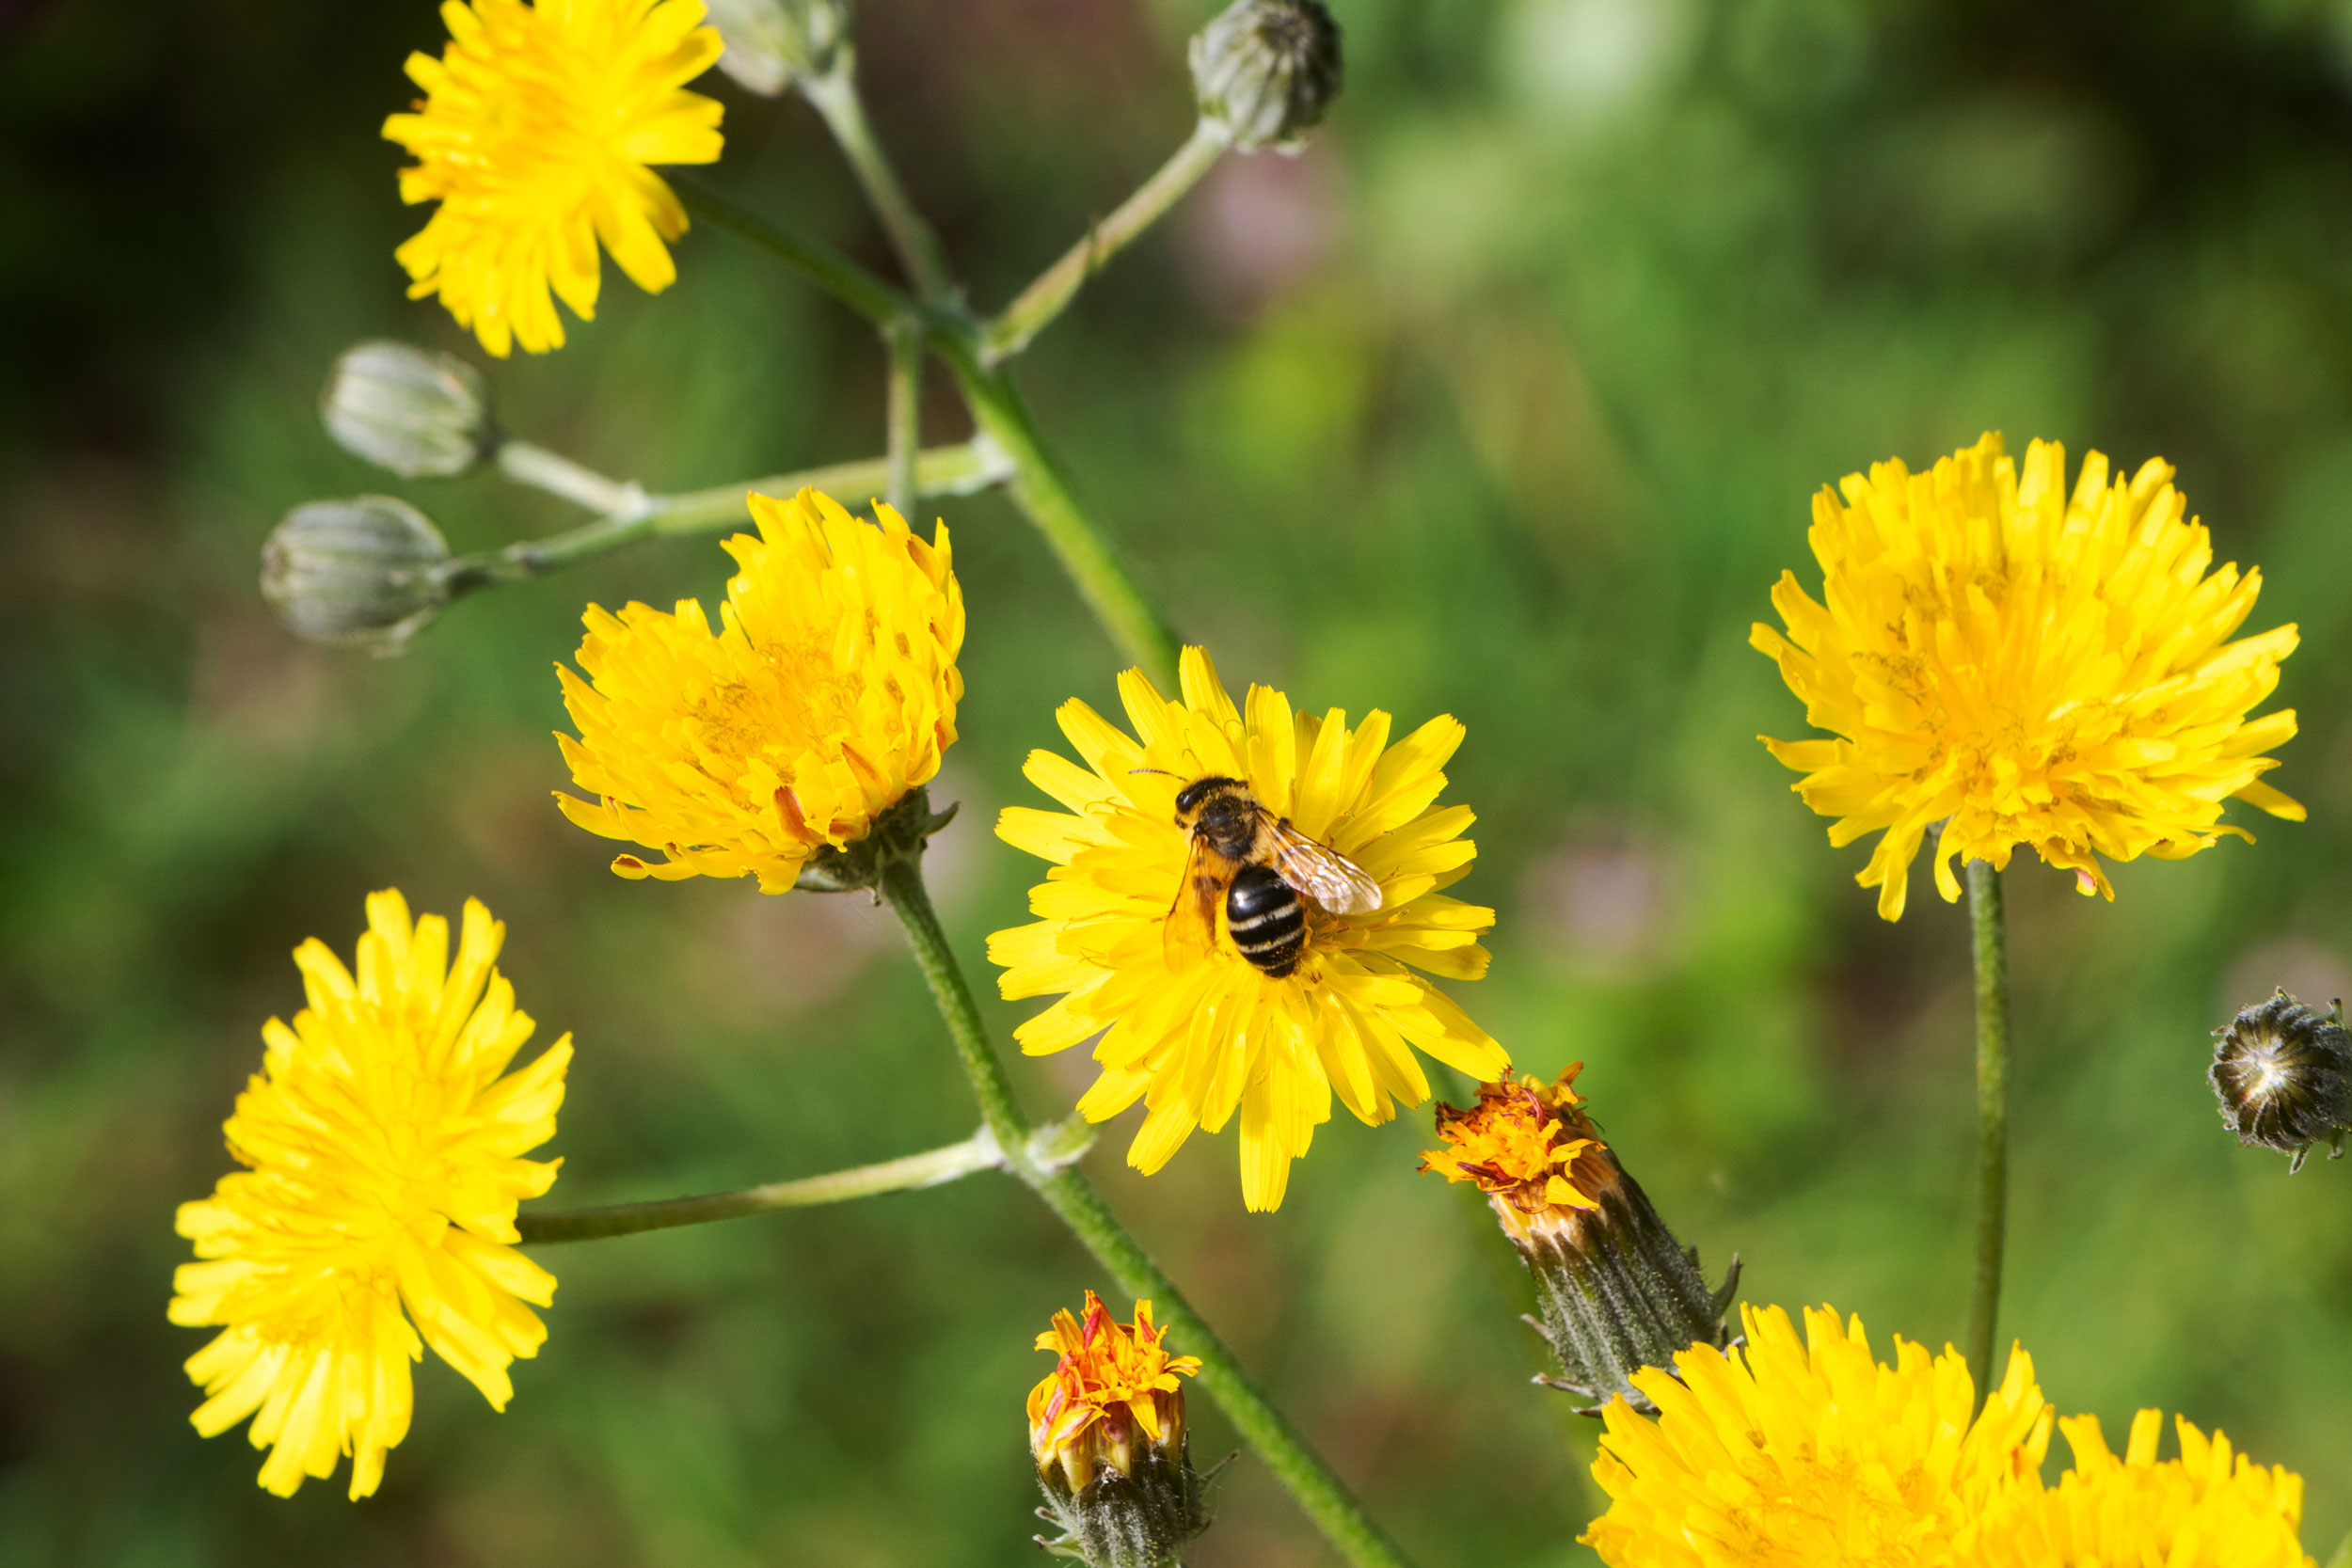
385 0 725 356
168 891 570 1498
1969 1410 2312 1568
1753 432 2301 921
555 489 964 892
988 646 1507 1211
1581 1302 2053 1567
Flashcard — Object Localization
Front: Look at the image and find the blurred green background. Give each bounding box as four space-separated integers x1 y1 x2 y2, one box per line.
7 0 2352 1561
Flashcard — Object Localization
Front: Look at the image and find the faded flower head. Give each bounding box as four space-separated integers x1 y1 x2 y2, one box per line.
2211 990 2352 1171
989 646 1505 1212
169 892 569 1498
385 0 725 356
701 0 848 93
1189 0 1343 152
1754 433 2302 921
556 489 963 892
261 496 453 654
1969 1411 2312 1568
1423 1065 1734 1412
1028 1292 1210 1568
1581 1303 2054 1567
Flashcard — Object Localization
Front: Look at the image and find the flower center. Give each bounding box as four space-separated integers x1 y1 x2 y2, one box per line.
685 639 866 803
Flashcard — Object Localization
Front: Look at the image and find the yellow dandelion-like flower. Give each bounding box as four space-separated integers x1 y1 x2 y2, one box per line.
385 0 724 356
555 488 964 892
1581 1303 2054 1568
1970 1410 2312 1568
168 891 570 1499
988 646 1507 1212
1752 431 2302 921
1027 1291 1203 1485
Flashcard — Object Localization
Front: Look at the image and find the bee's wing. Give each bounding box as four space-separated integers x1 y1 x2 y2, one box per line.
1163 832 1224 969
1267 819 1385 915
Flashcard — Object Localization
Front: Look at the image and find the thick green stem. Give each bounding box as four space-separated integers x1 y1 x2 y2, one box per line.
937 342 1183 687
884 316 924 517
981 119 1230 366
876 856 1417 1568
438 440 1010 596
802 58 957 304
516 1129 1005 1243
1964 859 2011 1405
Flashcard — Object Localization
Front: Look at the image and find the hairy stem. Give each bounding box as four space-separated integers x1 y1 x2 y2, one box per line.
885 315 925 517
516 1130 1005 1243
982 119 1229 366
1964 859 2011 1405
877 855 1418 1568
802 58 957 304
438 439 1011 596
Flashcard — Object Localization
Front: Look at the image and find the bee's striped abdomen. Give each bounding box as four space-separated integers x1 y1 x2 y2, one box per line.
1227 864 1306 978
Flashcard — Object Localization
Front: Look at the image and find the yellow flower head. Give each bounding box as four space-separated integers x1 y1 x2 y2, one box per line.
1581 1303 2054 1568
1420 1062 1613 1221
988 646 1508 1212
1753 432 2302 921
1970 1410 2312 1568
169 892 570 1499
385 0 725 356
555 489 964 891
1027 1291 1203 1490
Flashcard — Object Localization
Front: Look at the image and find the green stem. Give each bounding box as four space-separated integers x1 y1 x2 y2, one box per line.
1964 859 2010 1405
680 180 915 325
438 439 1011 596
801 58 957 304
2324 1525 2351 1568
885 316 925 517
981 119 1230 367
936 341 1183 687
876 856 1417 1568
516 1129 1005 1243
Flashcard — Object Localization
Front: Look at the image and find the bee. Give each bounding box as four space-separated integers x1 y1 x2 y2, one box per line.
1141 773 1384 978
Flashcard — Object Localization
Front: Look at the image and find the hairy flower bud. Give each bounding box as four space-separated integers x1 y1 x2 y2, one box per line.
1188 0 1342 153
702 0 849 94
320 341 495 478
1422 1064 1738 1412
261 497 452 654
2211 990 2352 1172
1028 1293 1212 1568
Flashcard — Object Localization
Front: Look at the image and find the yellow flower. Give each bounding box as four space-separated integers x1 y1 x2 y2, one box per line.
1420 1061 1612 1224
555 489 964 891
1581 1303 2054 1568
989 646 1507 1212
169 892 570 1499
1753 432 2302 921
385 0 724 356
1969 1410 2312 1568
1027 1291 1203 1488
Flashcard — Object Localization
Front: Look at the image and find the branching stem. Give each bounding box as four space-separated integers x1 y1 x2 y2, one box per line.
801 59 957 304
876 855 1417 1568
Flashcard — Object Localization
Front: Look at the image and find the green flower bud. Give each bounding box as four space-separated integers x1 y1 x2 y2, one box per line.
2211 990 2352 1172
1188 0 1343 154
320 341 495 479
703 0 850 95
261 498 452 655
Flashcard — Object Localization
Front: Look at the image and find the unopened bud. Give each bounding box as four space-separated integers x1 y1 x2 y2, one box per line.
261 497 452 654
2211 990 2352 1173
1188 0 1343 153
703 0 850 95
321 341 495 478
1421 1064 1738 1413
1028 1292 1213 1568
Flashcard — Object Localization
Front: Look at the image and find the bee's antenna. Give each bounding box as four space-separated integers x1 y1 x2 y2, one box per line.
1128 768 1182 779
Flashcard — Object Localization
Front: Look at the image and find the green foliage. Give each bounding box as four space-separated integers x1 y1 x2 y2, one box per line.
6 0 2352 1562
